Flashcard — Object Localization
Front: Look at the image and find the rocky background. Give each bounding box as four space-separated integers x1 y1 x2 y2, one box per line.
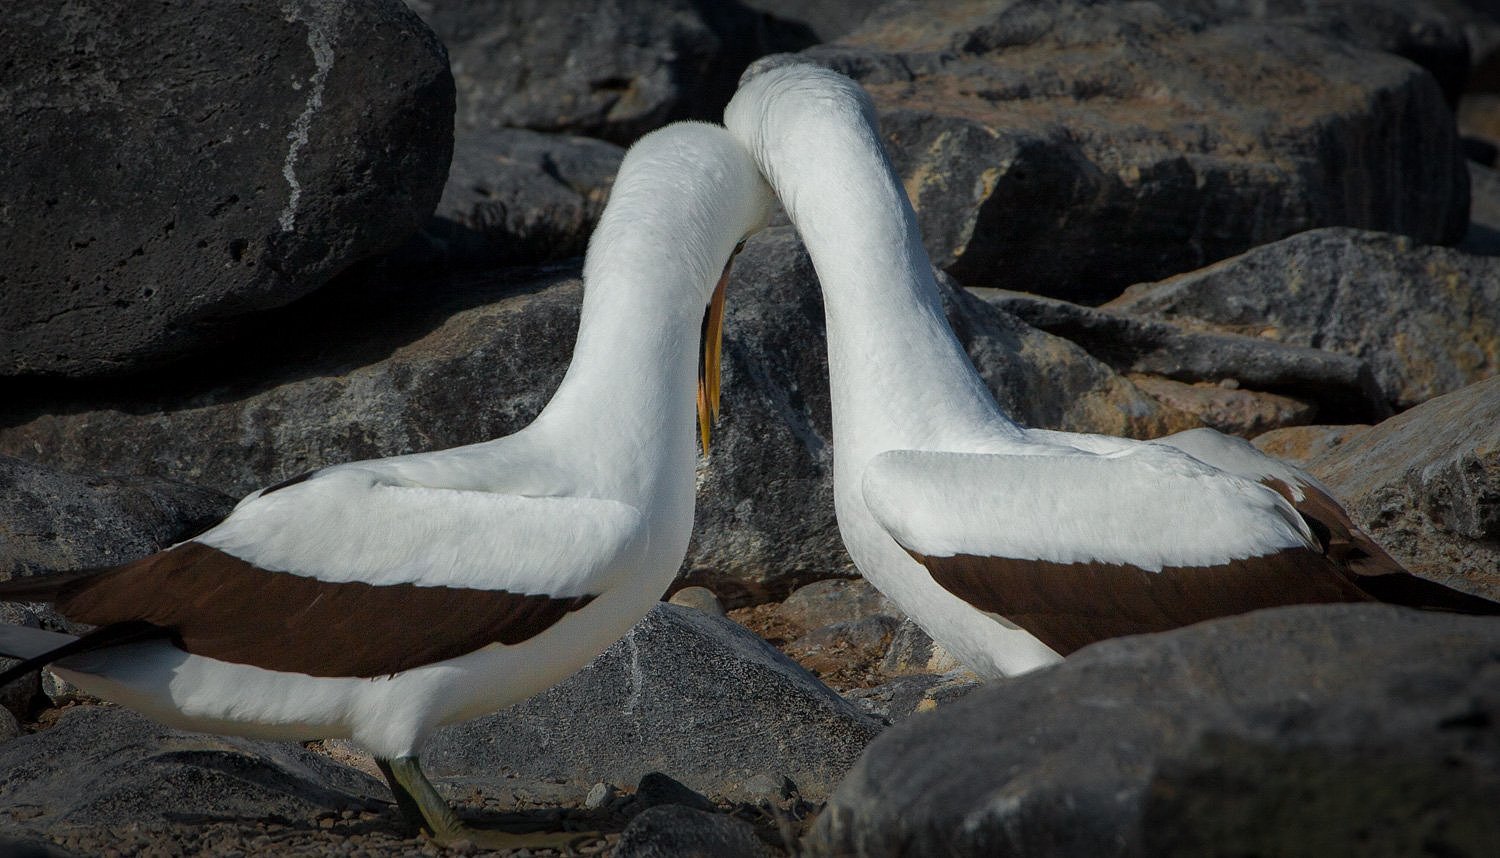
2 0 1499 855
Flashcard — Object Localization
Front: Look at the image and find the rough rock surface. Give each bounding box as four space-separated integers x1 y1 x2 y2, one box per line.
0 706 384 832
1126 375 1313 438
1464 160 1500 255
843 671 981 724
406 0 815 144
431 128 624 270
1252 424 1370 467
0 456 232 583
812 604 1500 858
614 804 773 858
769 0 1468 301
976 288 1385 423
1 0 454 377
741 0 894 42
1309 376 1500 600
879 619 964 679
777 579 898 634
0 267 585 502
422 604 884 802
1109 228 1500 409
0 229 1190 598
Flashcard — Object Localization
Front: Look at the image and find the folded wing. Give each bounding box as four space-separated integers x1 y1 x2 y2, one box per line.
3 469 647 677
861 446 1372 655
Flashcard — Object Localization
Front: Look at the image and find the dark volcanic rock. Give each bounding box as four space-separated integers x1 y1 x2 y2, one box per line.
1309 376 1500 601
879 619 963 678
766 0 1468 302
1109 228 1500 410
1463 159 1500 255
1 0 454 377
843 671 981 724
423 604 884 802
778 578 899 634
0 456 232 582
0 706 383 833
0 455 230 710
812 604 1500 858
0 268 585 500
976 288 1386 422
407 0 815 144
614 804 773 858
432 128 625 270
740 0 894 42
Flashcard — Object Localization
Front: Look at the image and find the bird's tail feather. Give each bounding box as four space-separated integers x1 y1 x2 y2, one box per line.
0 624 78 661
1357 572 1500 615
0 621 168 687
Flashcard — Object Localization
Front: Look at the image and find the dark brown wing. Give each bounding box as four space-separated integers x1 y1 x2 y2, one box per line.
908 547 1371 656
1260 478 1500 614
48 542 595 678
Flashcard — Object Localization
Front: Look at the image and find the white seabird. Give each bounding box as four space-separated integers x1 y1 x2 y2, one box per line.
724 63 1498 678
0 120 772 847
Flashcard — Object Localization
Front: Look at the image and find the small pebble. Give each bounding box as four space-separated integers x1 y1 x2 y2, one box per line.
584 782 617 809
667 586 725 616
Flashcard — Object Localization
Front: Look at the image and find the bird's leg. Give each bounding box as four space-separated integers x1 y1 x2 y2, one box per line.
377 755 595 850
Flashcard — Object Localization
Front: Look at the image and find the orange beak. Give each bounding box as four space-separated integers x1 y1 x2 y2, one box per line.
697 258 733 455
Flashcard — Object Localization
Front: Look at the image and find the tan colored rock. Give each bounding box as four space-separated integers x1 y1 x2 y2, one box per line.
1252 425 1371 468
667 586 726 617
1309 377 1500 600
1128 375 1312 438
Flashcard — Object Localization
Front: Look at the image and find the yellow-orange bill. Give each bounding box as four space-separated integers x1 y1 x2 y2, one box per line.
697 260 731 455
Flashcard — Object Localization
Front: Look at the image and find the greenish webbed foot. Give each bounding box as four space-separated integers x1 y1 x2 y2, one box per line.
376 756 600 850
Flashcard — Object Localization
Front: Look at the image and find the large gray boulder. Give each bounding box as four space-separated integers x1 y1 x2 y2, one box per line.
423 604 884 802
1109 228 1500 410
0 456 232 582
812 604 1500 858
431 128 625 269
405 0 815 144
0 0 454 378
0 267 585 498
976 288 1387 423
769 0 1468 302
1308 376 1500 601
0 706 383 832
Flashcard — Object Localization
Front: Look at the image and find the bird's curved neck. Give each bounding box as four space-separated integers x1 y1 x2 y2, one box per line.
779 131 1021 455
529 263 703 502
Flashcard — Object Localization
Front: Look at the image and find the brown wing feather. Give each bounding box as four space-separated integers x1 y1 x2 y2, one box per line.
1258 478 1404 576
1260 478 1499 614
908 547 1371 657
52 542 596 678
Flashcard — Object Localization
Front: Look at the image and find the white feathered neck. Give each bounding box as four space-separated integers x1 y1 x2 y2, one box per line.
511 122 771 501
725 67 1023 458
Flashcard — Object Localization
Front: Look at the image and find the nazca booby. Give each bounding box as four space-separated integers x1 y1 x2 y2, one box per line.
724 63 1498 678
0 120 772 847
